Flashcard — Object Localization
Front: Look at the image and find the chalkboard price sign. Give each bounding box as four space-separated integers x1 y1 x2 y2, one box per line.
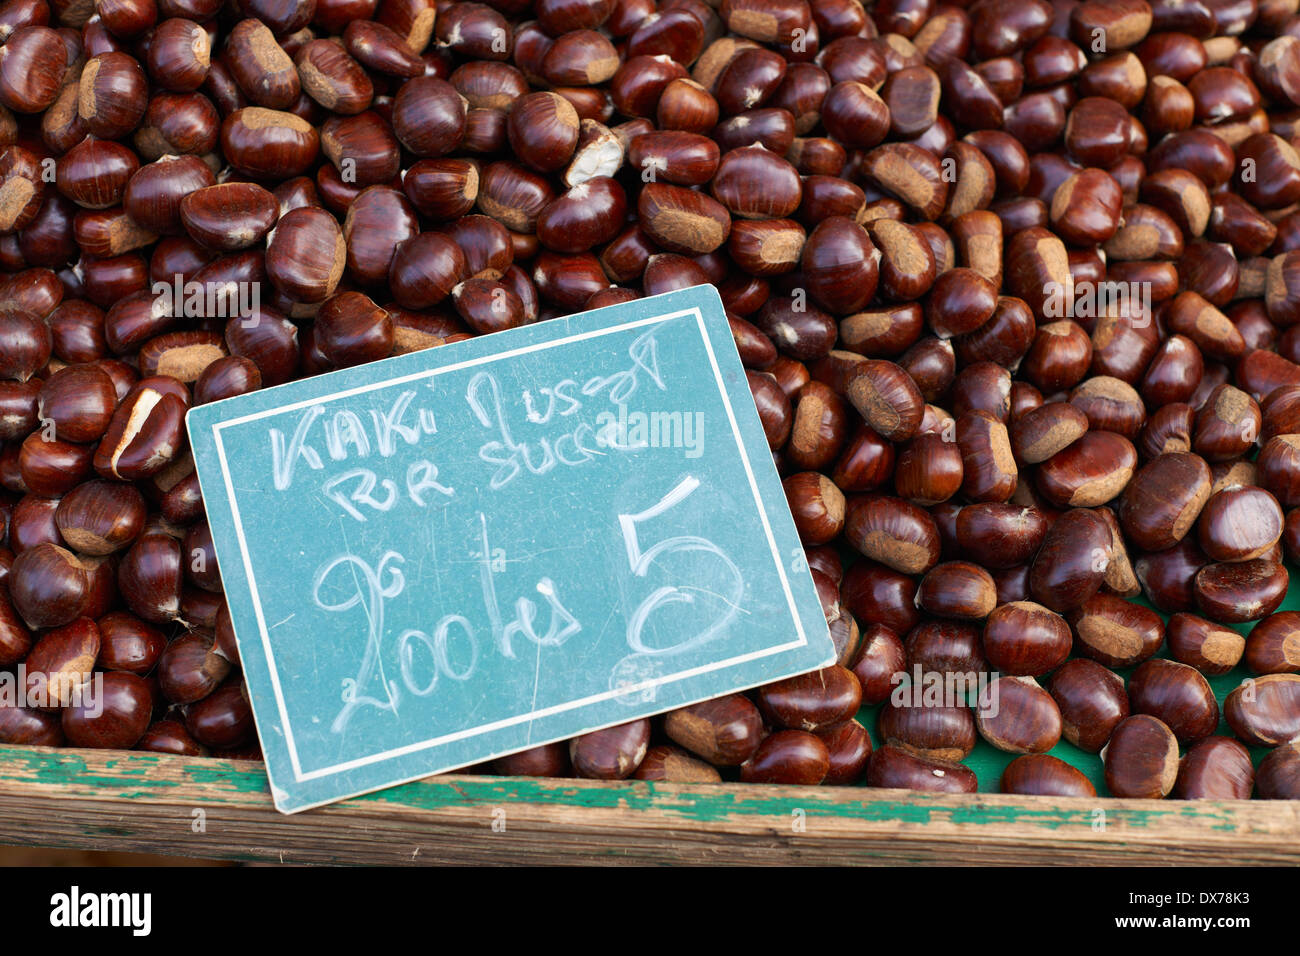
189 286 835 812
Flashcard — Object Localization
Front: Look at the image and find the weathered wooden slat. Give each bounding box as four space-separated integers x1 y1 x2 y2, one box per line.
0 745 1296 865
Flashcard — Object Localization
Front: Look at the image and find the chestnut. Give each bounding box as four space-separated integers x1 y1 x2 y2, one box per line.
844 495 940 576
1256 742 1300 800
221 107 320 179
8 543 89 630
740 730 830 785
137 719 208 757
1118 452 1213 552
1167 612 1246 676
663 694 763 766
878 696 977 763
893 433 962 506
1002 754 1097 797
63 671 153 749
53 480 146 556
1134 537 1207 614
954 503 1049 570
148 18 211 93
1128 659 1219 745
0 309 51 384
94 382 187 481
0 588 32 666
757 666 862 733
535 176 626 253
507 90 579 173
0 26 68 114
1224 674 1300 747
782 472 845 545
570 719 652 779
1050 658 1130 753
637 181 731 255
1104 714 1180 799
1069 592 1164 669
118 532 183 624
1035 431 1136 507
903 619 988 678
1196 487 1284 563
315 291 395 368
157 630 230 704
982 601 1071 676
23 618 100 709
1244 612 1300 675
1175 736 1255 800
79 52 148 139
633 745 722 783
817 720 873 786
97 610 167 676
956 410 1017 502
844 360 924 443
915 561 997 620
37 363 118 444
1194 559 1288 624
849 624 905 707
976 676 1062 754
0 702 64 746
186 681 254 750
866 745 977 793
1029 507 1111 612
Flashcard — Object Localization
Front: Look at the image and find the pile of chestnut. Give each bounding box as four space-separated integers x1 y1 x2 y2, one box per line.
2 0 1300 802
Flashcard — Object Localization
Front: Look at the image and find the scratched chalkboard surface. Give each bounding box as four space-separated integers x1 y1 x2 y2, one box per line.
188 286 835 813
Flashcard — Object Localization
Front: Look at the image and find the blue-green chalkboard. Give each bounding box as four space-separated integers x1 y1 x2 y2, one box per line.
188 286 835 812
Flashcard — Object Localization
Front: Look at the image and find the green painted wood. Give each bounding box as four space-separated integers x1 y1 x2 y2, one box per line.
1 745 1296 866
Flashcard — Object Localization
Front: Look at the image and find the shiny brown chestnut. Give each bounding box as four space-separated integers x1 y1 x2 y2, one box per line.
1002 754 1097 797
569 717 650 780
157 630 230 704
1224 674 1300 747
1128 659 1219 745
1194 559 1288 624
844 495 940 576
1244 612 1300 675
664 693 764 766
866 745 978 793
632 745 722 783
915 561 997 620
982 601 1072 676
314 291 394 368
136 720 208 757
1069 592 1165 669
1255 742 1300 800
1119 452 1213 552
118 532 182 625
740 730 831 785
1175 736 1255 800
8 543 90 630
96 610 167 676
1167 612 1246 676
186 681 254 750
62 671 152 749
878 697 977 763
903 620 989 679
975 676 1062 754
757 666 862 733
1028 507 1111 612
1104 714 1180 799
21 618 100 710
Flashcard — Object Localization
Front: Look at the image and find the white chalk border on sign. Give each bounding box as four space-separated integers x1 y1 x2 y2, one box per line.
188 287 836 813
